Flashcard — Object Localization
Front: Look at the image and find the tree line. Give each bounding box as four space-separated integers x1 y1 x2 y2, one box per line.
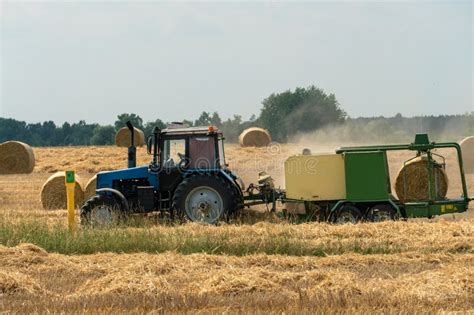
0 85 472 146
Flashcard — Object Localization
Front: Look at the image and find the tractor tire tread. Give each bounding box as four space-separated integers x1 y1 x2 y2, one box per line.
80 194 122 225
172 173 242 224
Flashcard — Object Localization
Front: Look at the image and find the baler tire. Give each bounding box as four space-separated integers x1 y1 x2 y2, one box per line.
172 174 239 224
368 204 398 222
333 205 362 224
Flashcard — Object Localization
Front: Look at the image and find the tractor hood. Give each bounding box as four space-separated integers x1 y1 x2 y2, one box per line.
96 165 157 189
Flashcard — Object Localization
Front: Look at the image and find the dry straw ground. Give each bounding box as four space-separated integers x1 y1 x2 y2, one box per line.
0 143 473 313
1 243 473 313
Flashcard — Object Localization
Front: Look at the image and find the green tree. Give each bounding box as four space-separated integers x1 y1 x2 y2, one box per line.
39 121 58 146
114 113 144 131
91 125 115 145
259 86 346 142
0 118 28 143
144 119 167 138
69 121 97 145
60 122 73 145
182 119 194 127
221 115 244 142
194 111 222 127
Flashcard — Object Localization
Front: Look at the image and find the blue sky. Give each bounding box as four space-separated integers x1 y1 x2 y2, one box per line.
0 1 472 124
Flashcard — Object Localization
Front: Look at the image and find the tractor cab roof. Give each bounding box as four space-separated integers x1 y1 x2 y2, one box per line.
160 125 222 137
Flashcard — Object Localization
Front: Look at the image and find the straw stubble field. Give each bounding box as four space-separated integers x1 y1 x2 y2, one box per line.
0 143 473 313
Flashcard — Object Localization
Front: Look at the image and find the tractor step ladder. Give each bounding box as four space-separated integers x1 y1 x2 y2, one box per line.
158 191 171 211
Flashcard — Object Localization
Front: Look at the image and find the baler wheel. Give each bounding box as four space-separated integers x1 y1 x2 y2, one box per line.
368 204 398 222
333 205 362 224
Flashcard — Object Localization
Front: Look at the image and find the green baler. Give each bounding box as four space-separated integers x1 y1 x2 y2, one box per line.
283 134 473 223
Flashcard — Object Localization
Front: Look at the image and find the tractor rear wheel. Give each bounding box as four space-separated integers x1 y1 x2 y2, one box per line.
172 174 240 224
368 204 398 222
333 205 362 224
80 195 125 226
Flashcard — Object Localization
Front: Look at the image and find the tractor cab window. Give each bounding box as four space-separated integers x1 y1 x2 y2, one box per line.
163 139 186 168
189 136 216 168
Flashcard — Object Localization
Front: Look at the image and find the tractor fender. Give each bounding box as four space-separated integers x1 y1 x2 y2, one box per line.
96 188 130 211
182 169 243 196
217 170 245 205
215 170 244 197
219 170 242 191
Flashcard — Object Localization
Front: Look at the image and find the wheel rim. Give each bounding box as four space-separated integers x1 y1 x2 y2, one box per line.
335 211 357 224
185 186 224 224
90 205 114 225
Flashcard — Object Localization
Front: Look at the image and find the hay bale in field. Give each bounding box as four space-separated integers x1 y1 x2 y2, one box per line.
40 172 84 210
239 127 271 147
0 141 35 174
395 156 448 203
460 136 474 174
84 175 97 200
115 127 145 147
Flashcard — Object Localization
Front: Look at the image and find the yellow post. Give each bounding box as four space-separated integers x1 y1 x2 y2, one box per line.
65 171 76 232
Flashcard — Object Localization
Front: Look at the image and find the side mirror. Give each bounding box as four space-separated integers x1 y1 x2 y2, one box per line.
147 136 153 155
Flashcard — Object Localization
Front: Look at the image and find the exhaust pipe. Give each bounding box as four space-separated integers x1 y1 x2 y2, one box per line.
152 127 160 166
126 121 136 168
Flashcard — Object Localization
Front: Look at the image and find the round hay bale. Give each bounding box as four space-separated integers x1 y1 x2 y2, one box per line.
40 172 84 210
0 141 35 174
84 175 97 200
395 156 448 203
460 136 474 174
115 127 145 147
239 127 271 147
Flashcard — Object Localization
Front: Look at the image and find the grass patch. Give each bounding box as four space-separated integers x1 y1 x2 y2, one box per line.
3 218 468 256
0 220 331 256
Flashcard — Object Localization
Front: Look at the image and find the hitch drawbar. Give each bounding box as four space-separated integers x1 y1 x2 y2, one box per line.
243 172 283 212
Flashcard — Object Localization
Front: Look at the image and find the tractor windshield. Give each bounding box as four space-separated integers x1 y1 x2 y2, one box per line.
163 139 186 168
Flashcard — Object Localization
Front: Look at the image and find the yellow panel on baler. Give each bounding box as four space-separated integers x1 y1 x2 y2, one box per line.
284 154 346 201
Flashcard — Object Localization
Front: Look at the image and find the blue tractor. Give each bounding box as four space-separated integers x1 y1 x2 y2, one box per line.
80 122 251 225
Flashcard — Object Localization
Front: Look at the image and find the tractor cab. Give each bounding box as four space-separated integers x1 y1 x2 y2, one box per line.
147 125 230 197
148 125 226 172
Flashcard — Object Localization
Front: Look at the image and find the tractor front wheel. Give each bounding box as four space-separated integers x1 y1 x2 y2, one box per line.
80 195 125 226
172 174 240 224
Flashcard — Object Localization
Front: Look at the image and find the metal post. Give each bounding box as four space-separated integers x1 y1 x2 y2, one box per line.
65 170 76 232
